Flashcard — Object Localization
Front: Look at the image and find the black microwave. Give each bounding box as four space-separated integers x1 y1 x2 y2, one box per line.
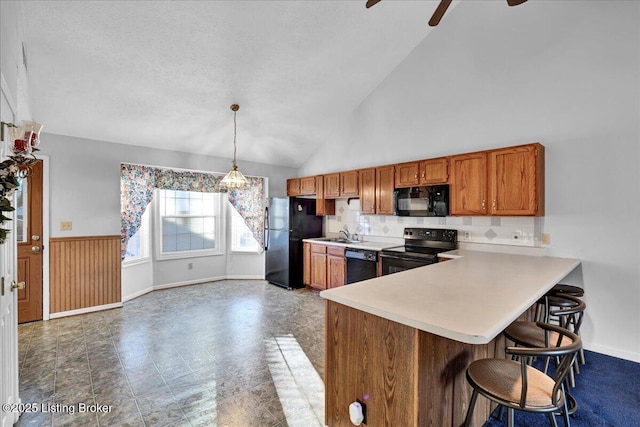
394 185 449 217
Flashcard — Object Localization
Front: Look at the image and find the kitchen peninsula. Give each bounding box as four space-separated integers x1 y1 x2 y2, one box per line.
320 249 581 427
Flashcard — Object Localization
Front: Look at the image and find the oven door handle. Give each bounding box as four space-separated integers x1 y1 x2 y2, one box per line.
380 253 417 261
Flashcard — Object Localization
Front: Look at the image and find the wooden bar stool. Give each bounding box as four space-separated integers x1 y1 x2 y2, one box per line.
465 323 582 427
505 294 586 388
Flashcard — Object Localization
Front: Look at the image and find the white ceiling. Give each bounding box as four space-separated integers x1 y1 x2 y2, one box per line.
20 1 461 168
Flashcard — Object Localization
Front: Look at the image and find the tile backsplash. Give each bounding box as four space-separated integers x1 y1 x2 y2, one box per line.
325 199 543 247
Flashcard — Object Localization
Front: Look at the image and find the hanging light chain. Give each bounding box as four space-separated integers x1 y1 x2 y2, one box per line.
231 104 239 166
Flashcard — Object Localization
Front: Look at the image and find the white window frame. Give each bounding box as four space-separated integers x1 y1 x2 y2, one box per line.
228 200 261 254
155 189 224 260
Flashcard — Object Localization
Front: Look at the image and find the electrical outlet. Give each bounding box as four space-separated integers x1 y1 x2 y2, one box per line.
463 231 470 240
541 233 551 245
188 263 193 270
60 221 72 231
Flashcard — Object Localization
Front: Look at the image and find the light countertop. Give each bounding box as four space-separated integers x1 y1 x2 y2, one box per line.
303 238 401 251
320 249 581 345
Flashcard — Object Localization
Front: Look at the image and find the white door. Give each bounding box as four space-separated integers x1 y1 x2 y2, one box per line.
1 84 21 427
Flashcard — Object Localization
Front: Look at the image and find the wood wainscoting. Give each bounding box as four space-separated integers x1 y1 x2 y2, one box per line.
50 235 121 314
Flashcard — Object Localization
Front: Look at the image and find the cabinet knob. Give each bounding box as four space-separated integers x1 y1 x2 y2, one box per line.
482 200 486 210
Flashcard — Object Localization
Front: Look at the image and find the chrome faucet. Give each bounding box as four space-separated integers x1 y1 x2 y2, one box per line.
339 225 352 240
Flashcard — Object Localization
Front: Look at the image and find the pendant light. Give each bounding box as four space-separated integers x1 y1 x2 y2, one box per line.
220 104 249 189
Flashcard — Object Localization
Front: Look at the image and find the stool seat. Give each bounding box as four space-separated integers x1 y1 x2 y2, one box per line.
550 284 584 298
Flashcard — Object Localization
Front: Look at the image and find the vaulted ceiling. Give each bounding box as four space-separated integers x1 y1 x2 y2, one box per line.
21 1 458 168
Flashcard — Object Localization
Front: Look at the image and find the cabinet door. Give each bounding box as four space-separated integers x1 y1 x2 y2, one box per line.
394 161 420 188
449 152 488 215
287 178 300 196
420 157 449 185
300 176 316 195
327 255 346 288
376 165 395 215
303 242 311 285
489 144 544 216
359 168 376 214
341 170 359 197
310 245 327 290
315 175 335 216
324 173 340 198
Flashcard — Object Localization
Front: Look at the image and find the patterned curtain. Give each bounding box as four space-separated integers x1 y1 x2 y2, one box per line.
227 177 264 248
120 163 265 260
120 164 156 259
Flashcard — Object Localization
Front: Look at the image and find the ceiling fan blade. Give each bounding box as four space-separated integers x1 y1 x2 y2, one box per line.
506 0 528 5
366 0 382 8
428 0 453 27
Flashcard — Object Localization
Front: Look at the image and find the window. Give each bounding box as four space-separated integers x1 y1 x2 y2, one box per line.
123 205 150 263
157 189 221 258
229 202 260 253
15 177 27 243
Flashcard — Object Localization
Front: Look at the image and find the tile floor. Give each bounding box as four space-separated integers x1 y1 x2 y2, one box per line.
15 280 326 427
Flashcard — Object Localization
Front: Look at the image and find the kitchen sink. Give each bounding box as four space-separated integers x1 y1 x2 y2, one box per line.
315 237 360 244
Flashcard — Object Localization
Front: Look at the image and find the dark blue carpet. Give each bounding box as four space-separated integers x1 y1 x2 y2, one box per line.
483 350 640 427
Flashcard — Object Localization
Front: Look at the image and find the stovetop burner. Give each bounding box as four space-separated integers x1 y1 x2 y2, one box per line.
381 228 458 259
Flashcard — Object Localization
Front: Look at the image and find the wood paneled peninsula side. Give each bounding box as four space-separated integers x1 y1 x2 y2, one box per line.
320 250 580 427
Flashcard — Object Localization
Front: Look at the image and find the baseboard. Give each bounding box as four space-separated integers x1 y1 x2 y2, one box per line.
122 286 154 303
153 276 227 291
49 302 123 319
585 342 640 363
225 275 265 280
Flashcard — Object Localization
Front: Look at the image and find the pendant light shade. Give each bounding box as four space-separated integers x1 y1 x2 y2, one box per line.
221 104 249 189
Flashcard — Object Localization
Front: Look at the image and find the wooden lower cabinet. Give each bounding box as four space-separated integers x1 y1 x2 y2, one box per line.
303 242 311 286
309 243 345 290
310 244 327 290
325 301 507 427
327 246 346 288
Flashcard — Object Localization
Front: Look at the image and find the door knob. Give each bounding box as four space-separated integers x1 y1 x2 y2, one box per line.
32 246 41 252
11 281 25 291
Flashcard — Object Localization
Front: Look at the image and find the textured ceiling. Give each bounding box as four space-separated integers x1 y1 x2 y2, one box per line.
19 0 453 168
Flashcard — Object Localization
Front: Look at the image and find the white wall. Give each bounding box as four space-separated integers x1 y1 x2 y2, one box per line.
38 133 295 299
300 1 640 361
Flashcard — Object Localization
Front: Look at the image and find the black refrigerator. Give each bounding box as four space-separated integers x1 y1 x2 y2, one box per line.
265 197 323 290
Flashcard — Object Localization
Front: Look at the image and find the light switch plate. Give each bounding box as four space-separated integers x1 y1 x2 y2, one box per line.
60 221 72 231
541 233 551 245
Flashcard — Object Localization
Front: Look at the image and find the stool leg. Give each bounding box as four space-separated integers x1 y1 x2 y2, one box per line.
464 389 479 427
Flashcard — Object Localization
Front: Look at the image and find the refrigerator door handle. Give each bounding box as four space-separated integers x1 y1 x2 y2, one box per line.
264 207 269 250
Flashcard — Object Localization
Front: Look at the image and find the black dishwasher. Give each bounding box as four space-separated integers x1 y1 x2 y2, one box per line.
345 248 378 284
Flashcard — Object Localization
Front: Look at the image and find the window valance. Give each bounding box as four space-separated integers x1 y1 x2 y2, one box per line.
120 163 264 260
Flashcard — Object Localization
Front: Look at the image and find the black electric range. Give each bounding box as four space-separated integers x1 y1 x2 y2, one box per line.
380 227 457 275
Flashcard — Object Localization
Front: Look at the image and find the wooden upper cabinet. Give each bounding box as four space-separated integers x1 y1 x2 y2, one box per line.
488 143 544 216
300 176 316 195
324 171 359 198
287 176 315 196
341 170 359 197
420 157 449 185
359 168 376 214
287 178 301 196
324 173 340 198
315 175 335 216
394 161 420 188
449 152 488 215
376 165 395 215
